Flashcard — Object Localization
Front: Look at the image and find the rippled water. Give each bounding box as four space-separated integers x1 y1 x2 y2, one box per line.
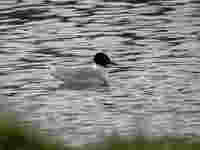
0 0 200 145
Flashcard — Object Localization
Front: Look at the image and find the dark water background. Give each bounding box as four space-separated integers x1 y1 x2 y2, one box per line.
0 0 200 145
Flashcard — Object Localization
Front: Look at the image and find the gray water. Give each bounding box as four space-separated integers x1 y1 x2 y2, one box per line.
0 0 200 145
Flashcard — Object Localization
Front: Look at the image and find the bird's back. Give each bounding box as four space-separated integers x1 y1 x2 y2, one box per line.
51 65 108 89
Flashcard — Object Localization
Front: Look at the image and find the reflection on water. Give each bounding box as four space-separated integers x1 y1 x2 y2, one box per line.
0 0 200 145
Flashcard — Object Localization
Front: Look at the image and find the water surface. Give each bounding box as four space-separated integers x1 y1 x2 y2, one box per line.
0 0 200 145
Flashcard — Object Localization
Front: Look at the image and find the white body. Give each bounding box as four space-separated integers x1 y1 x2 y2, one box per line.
51 64 109 89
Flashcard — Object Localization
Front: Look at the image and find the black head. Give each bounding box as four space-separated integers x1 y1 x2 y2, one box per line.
93 52 117 67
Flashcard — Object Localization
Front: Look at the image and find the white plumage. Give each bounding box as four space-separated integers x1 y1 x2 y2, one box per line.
50 52 117 89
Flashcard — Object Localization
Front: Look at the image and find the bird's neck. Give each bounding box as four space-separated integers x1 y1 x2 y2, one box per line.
92 63 106 71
